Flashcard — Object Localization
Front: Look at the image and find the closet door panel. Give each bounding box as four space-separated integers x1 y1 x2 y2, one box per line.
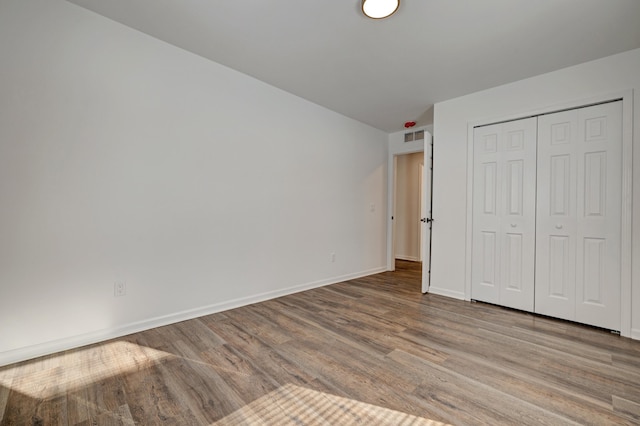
499 119 536 311
575 102 622 330
472 118 536 311
536 102 622 330
472 127 502 304
535 111 578 321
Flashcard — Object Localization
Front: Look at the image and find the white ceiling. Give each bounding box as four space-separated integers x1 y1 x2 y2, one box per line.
67 0 640 132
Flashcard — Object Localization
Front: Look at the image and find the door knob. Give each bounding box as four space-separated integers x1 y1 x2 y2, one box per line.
555 224 563 229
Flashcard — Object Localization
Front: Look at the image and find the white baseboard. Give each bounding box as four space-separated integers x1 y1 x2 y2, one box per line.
631 328 640 341
0 266 386 367
427 286 466 300
395 255 420 262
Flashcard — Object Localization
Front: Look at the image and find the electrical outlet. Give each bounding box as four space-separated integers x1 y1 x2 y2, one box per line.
330 252 336 263
114 282 126 297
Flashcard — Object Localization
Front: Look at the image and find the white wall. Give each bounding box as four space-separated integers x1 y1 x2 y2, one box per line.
431 48 640 337
0 0 388 366
395 153 423 261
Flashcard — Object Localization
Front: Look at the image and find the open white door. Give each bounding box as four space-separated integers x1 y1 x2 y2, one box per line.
421 134 433 293
419 163 425 262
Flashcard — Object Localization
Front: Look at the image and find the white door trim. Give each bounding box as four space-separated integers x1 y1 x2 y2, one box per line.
464 89 633 337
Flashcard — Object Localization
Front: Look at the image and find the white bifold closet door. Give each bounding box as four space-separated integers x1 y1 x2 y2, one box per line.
535 101 623 331
471 118 537 312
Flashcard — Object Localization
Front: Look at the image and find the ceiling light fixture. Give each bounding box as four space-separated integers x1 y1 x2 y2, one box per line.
362 0 400 19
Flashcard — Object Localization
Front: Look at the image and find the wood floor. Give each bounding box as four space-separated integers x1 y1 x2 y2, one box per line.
2 260 640 425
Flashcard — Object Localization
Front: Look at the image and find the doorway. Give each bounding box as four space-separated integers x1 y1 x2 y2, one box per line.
394 152 424 262
388 130 433 293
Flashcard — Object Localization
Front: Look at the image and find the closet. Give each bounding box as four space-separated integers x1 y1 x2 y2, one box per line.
471 101 623 331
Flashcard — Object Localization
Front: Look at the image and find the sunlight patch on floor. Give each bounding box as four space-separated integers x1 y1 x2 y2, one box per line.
0 341 170 399
213 383 450 425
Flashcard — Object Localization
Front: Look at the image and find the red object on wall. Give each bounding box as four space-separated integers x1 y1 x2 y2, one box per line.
404 121 416 128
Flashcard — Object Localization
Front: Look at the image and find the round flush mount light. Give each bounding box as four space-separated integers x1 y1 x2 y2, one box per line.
362 0 400 19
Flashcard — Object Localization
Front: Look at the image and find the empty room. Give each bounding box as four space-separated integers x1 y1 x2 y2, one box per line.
2 0 640 424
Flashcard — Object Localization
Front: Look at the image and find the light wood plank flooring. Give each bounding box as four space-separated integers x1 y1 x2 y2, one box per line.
2 260 640 425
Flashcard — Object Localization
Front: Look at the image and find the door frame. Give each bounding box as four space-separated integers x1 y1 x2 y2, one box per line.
464 89 633 337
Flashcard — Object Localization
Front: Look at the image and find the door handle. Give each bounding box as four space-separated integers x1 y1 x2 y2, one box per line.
555 224 563 229
421 218 433 223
